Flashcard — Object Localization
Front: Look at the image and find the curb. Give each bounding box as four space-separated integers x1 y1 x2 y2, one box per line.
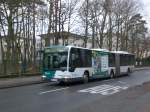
0 67 149 89
134 67 150 71
0 80 47 90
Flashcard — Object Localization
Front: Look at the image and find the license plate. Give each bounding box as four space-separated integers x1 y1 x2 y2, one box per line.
51 79 58 82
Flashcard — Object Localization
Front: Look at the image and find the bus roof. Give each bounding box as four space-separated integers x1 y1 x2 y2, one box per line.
92 48 109 52
45 45 90 50
110 51 133 55
66 45 90 50
44 46 134 55
45 45 66 49
67 46 110 52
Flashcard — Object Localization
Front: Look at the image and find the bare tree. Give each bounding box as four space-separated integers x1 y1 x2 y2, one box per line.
47 0 78 45
79 0 90 47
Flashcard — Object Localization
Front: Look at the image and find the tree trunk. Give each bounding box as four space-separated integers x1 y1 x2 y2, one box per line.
99 11 107 48
33 0 36 65
54 0 59 45
108 13 112 51
84 0 89 48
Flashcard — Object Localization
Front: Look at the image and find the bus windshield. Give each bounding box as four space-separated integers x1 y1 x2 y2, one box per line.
43 48 68 71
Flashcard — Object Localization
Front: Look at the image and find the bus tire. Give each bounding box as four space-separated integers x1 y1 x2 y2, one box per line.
58 81 65 85
127 68 131 75
83 71 89 83
110 70 114 78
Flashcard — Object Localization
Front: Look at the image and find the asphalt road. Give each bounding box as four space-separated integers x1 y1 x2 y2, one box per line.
0 70 150 112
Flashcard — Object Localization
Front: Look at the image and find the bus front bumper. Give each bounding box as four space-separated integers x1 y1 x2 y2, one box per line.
42 75 82 83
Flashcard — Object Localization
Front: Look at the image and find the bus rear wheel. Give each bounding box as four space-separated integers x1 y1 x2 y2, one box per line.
127 68 131 75
83 71 89 83
110 71 114 78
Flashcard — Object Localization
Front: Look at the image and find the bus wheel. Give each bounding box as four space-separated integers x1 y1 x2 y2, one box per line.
58 81 65 85
110 71 114 78
83 71 89 83
127 68 131 75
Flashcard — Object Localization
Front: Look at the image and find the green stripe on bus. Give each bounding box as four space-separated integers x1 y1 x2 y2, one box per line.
44 71 56 78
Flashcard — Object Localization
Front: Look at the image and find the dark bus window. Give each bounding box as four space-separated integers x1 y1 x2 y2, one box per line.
120 54 135 66
81 49 92 67
120 54 126 66
109 53 115 67
44 52 68 70
129 55 135 65
70 48 80 67
70 48 92 68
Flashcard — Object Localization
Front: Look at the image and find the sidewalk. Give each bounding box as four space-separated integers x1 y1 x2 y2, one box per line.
0 76 45 89
0 67 149 89
134 67 150 71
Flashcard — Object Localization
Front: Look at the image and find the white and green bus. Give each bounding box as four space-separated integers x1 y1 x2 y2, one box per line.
42 46 135 83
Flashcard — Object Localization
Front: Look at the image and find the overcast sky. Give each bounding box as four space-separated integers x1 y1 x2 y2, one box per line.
141 0 150 29
70 0 150 33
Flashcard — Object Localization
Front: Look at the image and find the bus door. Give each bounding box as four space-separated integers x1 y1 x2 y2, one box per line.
115 54 120 76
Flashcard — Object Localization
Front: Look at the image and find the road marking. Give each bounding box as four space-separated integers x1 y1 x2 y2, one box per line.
118 81 127 84
103 79 114 82
78 84 128 95
39 87 69 95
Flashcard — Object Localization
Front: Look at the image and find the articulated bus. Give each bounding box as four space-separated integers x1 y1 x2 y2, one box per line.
108 51 135 78
42 46 135 83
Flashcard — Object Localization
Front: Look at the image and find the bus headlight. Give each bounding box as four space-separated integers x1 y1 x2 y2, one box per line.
42 75 46 79
64 76 70 79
